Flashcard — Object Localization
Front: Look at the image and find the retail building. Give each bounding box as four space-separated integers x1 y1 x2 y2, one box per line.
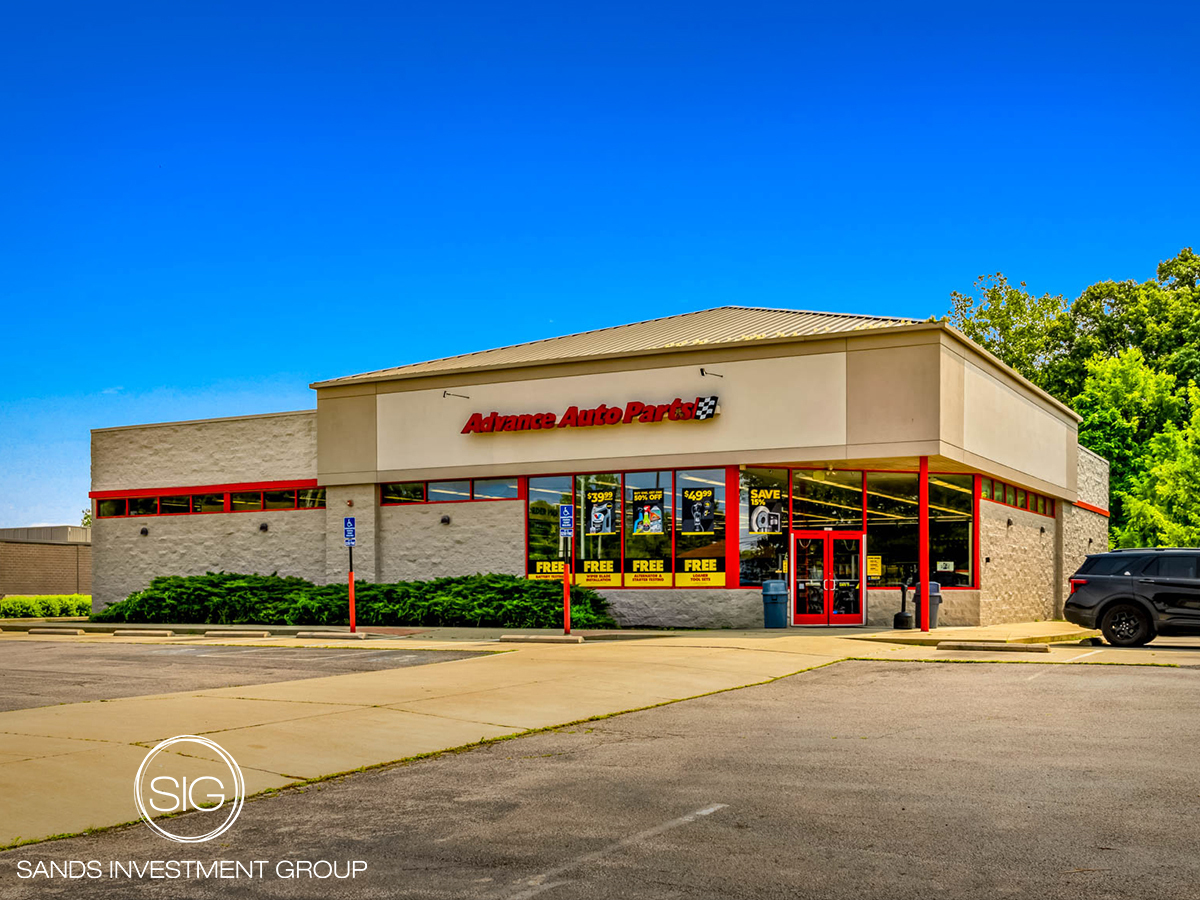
90 307 1110 627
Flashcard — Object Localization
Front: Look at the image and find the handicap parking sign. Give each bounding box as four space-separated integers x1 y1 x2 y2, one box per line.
559 504 574 537
344 516 356 547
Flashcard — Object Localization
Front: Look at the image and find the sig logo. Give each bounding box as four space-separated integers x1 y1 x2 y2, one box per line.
134 735 245 843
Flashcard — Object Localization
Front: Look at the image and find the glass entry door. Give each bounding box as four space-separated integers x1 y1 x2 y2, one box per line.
793 532 865 626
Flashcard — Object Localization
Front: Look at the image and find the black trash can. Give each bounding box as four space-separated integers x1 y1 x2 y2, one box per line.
914 582 942 630
762 580 788 629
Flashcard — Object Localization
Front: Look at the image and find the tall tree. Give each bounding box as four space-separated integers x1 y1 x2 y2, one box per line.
1116 384 1200 548
946 274 1069 391
1072 349 1185 531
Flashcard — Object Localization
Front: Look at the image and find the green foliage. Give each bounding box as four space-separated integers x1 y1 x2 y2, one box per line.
947 273 1070 390
0 595 92 618
81 508 93 527
1073 349 1184 528
1116 385 1200 548
946 248 1199 541
90 572 616 629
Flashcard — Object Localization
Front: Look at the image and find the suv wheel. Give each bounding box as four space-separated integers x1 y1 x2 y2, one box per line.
1101 603 1154 647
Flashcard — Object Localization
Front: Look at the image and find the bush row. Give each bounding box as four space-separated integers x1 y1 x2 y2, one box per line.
0 594 92 618
90 572 616 629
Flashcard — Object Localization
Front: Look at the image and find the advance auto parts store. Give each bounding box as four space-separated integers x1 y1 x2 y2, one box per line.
89 307 1111 629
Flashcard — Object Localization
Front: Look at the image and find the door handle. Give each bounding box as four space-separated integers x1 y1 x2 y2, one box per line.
1139 579 1158 584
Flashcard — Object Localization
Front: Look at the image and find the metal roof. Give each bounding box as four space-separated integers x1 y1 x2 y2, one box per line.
313 306 920 387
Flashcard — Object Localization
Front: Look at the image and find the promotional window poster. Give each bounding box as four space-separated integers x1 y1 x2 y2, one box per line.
748 486 783 535
629 488 665 536
675 554 724 587
680 488 716 535
585 489 617 535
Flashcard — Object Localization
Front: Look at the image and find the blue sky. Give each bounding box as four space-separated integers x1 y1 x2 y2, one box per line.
2 1 1197 526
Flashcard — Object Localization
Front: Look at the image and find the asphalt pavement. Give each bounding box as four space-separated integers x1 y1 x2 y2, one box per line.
3 659 1199 899
0 644 486 711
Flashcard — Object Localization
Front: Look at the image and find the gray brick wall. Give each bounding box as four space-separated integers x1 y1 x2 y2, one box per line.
866 588 981 627
1077 447 1110 510
979 501 1057 624
1058 503 1110 615
378 500 526 582
92 410 316 491
91 509 327 610
601 588 762 629
0 541 91 597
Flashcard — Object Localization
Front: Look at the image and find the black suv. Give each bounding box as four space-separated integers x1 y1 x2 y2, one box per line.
1065 549 1200 646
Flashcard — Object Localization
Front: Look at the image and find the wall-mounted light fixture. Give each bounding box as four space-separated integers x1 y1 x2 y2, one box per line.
1007 518 1013 528
699 368 724 378
139 527 149 536
440 515 451 525
443 390 471 399
1040 526 1046 534
259 523 269 532
346 499 353 508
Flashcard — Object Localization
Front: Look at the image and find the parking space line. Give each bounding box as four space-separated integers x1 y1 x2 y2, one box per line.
498 803 728 899
1063 649 1104 663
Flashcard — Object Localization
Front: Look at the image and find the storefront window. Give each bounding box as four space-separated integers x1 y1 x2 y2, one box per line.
792 470 863 529
473 478 519 500
865 473 919 587
381 483 425 504
739 468 788 586
527 476 573 581
928 474 973 587
230 491 262 512
194 493 225 514
160 495 190 514
264 490 297 510
428 481 471 502
624 470 673 587
675 469 725 587
128 497 157 516
97 499 126 518
981 479 992 500
298 488 326 509
577 474 621 587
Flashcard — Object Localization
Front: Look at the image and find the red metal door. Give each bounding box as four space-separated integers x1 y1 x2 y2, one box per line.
793 532 864 626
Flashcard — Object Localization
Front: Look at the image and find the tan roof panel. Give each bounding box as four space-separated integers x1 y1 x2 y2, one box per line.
312 306 919 387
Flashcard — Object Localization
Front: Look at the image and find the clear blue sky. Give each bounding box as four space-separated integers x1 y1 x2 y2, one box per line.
2 1 1197 526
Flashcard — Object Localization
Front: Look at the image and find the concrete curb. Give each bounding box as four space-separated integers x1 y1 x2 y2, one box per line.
119 629 174 637
499 634 585 644
937 641 1051 653
27 628 86 635
296 632 369 640
205 630 272 638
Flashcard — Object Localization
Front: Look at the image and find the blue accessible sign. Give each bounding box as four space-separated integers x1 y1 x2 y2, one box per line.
559 504 574 537
343 516 356 547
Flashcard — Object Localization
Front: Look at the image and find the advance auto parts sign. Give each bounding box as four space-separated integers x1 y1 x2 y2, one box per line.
461 396 719 434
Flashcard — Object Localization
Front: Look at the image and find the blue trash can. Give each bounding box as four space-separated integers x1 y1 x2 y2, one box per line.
914 582 942 629
762 580 788 628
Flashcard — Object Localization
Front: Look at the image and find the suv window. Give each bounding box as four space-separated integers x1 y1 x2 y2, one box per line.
1079 554 1144 576
1143 556 1200 579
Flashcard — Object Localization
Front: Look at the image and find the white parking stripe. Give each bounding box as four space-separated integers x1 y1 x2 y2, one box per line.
499 804 729 899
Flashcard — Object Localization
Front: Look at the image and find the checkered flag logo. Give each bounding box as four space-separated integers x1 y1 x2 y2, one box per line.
694 396 719 420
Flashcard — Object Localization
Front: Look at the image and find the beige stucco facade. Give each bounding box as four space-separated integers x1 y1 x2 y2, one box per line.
90 314 1111 626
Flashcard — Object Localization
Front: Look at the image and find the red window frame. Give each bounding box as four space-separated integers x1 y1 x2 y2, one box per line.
90 480 325 518
379 478 525 505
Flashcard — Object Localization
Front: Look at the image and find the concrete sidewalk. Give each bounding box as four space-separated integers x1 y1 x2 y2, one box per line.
0 621 1174 850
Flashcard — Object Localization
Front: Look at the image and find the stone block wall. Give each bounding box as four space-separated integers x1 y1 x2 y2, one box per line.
0 541 92 597
601 588 762 629
979 501 1057 624
866 588 980 627
378 500 526 582
92 410 317 491
91 508 327 609
1077 447 1110 509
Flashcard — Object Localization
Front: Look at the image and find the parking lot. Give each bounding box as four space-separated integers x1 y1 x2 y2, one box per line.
3 658 1200 899
0 643 486 711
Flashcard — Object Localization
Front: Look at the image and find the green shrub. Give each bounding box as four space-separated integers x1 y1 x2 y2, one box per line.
0 594 91 618
90 573 616 629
